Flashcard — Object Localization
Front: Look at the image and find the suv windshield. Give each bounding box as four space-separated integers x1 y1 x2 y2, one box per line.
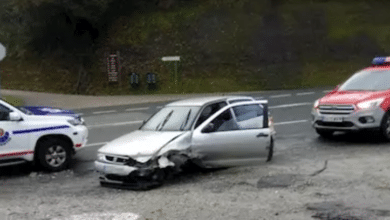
140 106 201 131
339 69 390 91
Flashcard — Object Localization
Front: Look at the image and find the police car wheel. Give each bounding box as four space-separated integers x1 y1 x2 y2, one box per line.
380 112 390 141
315 128 334 138
38 138 71 172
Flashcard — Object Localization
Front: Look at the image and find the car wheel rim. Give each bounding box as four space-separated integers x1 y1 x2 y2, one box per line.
386 117 390 137
45 145 67 167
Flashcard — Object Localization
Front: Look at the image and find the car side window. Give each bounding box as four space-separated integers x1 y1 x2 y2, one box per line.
203 109 239 132
194 101 227 128
0 104 11 121
232 104 264 129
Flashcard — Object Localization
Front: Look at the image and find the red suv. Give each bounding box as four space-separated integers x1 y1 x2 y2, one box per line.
312 57 390 140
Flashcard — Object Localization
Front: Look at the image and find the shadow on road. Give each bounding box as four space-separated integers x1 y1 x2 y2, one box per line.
316 131 389 145
0 163 36 179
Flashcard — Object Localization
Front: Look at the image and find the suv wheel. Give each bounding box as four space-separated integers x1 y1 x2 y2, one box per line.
316 128 334 138
380 112 390 141
37 138 72 172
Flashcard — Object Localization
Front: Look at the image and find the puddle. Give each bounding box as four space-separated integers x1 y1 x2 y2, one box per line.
257 174 301 188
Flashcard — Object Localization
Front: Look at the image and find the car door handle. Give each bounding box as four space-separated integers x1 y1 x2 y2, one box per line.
256 133 269 138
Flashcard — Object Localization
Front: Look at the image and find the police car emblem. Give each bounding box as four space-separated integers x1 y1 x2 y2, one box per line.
0 128 11 146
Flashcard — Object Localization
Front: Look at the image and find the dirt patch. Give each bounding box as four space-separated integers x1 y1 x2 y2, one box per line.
257 174 302 188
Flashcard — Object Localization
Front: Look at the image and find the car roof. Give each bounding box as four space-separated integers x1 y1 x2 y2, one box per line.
166 96 255 107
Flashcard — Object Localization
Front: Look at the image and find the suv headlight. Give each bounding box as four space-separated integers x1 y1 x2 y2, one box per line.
313 99 320 110
97 153 106 162
67 117 85 126
357 98 384 110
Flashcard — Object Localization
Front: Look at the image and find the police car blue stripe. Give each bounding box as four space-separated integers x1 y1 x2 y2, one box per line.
13 125 70 134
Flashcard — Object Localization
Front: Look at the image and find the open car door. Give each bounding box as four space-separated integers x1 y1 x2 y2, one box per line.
191 100 271 168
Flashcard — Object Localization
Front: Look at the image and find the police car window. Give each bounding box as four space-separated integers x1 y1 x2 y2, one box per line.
0 104 10 112
339 69 390 91
232 104 264 129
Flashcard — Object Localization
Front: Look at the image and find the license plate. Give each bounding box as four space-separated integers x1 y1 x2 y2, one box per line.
322 116 343 122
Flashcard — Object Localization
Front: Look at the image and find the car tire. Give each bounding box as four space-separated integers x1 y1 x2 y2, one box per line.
380 112 390 141
37 138 71 172
316 128 334 138
266 138 274 162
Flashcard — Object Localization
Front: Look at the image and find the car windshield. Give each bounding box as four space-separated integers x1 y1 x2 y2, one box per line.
339 69 390 91
16 107 33 115
140 106 201 131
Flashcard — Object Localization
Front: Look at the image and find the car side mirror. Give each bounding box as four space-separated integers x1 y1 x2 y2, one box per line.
202 122 215 133
9 112 22 121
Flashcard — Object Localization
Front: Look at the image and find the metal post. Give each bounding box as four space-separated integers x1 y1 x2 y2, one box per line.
175 61 178 92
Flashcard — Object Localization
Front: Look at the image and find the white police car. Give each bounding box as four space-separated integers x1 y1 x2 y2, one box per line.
0 99 88 171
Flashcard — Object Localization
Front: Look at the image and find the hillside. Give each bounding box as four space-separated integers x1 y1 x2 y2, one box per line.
1 0 389 95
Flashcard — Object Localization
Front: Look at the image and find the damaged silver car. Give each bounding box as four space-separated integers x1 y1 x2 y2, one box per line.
95 96 275 189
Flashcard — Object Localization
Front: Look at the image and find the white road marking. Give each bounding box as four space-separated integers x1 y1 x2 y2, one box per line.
269 102 312 109
87 120 144 128
323 90 332 93
156 106 163 109
274 120 308 126
85 142 108 147
76 113 84 116
51 212 140 220
92 110 117 114
125 107 149 112
269 94 292 98
297 92 315 96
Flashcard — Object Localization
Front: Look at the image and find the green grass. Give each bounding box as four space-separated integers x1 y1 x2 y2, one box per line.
2 0 390 95
300 60 366 88
3 95 24 106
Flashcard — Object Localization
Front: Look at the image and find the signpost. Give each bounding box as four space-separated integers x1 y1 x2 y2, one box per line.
161 56 180 92
0 43 6 99
107 51 121 83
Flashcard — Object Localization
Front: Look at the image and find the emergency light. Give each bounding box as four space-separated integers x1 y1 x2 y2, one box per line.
372 57 390 65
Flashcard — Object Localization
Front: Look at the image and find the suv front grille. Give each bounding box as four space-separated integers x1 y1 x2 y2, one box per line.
105 155 128 164
316 121 354 127
318 105 355 115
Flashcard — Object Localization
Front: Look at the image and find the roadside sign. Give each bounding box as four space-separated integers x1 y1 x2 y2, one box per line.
162 56 180 62
0 43 6 61
161 56 181 92
107 53 120 82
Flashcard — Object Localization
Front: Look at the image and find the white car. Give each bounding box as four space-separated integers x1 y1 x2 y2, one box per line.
0 100 88 171
95 96 275 188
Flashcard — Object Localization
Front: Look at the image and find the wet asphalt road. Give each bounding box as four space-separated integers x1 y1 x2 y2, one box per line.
3 88 390 220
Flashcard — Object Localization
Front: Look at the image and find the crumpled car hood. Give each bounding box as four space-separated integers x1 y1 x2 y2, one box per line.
98 130 184 161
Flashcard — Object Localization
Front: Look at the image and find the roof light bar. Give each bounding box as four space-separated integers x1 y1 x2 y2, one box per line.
372 56 390 65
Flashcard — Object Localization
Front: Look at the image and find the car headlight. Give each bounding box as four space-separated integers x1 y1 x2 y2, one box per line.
67 117 84 126
357 98 385 110
97 153 106 162
313 99 320 109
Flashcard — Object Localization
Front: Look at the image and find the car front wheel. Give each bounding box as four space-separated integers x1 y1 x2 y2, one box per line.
37 138 72 172
380 112 390 141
